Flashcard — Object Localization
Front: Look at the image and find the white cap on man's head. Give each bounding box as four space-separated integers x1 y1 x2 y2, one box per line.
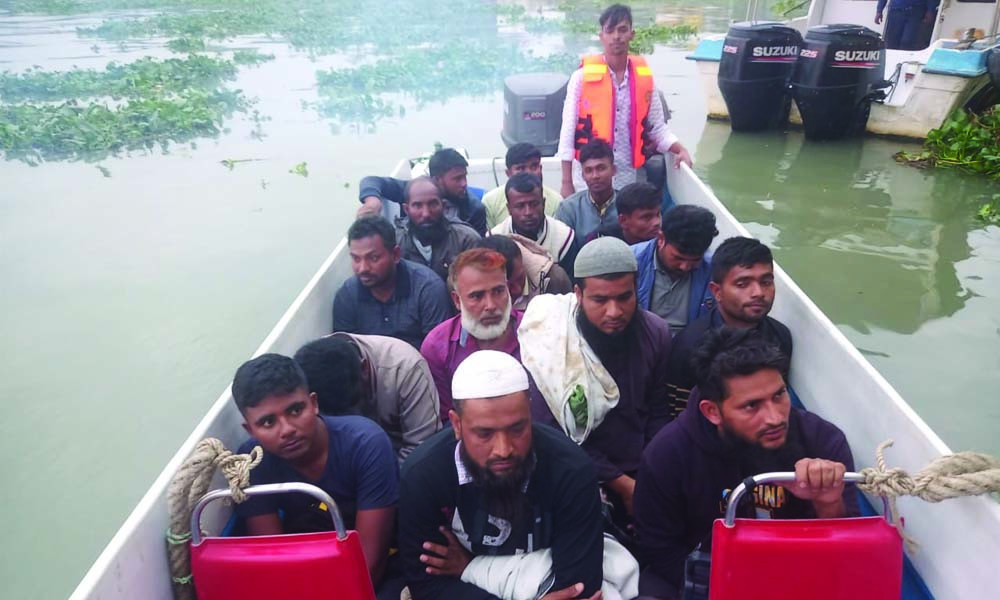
452 350 529 400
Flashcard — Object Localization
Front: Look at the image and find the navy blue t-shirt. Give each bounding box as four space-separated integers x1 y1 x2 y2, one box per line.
235 415 398 530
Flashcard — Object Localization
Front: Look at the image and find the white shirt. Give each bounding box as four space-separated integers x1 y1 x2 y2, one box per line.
557 58 678 190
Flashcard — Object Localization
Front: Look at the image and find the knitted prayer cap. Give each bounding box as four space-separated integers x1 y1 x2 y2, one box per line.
452 350 529 400
573 236 638 278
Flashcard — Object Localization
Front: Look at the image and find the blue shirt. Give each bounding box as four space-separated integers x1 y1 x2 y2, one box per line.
235 415 398 530
333 259 453 349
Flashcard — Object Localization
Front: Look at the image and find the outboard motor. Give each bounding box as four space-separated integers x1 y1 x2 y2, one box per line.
718 22 803 131
988 46 1000 92
501 73 568 156
791 24 888 140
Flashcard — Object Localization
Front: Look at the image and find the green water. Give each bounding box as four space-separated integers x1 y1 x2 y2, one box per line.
0 2 997 598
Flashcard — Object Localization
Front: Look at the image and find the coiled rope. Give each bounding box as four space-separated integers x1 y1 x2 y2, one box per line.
856 440 1000 551
165 438 262 600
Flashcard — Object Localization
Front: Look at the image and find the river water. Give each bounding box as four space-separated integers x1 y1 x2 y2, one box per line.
1 2 997 598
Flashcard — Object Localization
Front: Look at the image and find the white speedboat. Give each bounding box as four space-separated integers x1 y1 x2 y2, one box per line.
68 158 1000 600
690 0 1000 139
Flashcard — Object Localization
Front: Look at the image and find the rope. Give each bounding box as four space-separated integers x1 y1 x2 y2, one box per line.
165 438 262 600
856 440 1000 552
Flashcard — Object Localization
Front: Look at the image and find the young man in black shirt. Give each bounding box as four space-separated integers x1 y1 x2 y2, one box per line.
398 350 605 600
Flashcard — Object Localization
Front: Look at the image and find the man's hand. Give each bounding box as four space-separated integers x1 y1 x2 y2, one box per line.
540 583 603 600
669 142 693 169
358 195 383 218
874 10 883 25
608 474 636 516
420 526 472 577
784 458 848 518
561 180 576 198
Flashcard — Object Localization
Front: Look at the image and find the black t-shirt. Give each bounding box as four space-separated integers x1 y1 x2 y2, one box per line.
398 425 605 600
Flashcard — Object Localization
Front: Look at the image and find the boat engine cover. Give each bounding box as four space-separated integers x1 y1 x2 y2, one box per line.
501 72 568 156
708 516 902 600
718 21 803 131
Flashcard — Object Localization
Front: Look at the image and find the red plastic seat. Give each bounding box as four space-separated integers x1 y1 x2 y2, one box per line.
709 516 902 600
191 530 375 600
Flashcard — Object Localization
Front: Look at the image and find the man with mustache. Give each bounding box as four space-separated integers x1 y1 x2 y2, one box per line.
398 351 605 600
230 354 398 593
421 248 552 425
664 237 793 417
587 182 662 246
334 216 453 349
491 172 577 275
396 176 481 282
518 237 673 533
632 329 858 600
482 143 562 229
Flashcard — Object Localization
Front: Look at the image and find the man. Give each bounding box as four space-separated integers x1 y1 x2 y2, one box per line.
398 350 606 600
482 143 562 229
633 204 718 335
293 333 442 463
358 148 488 236
477 234 573 311
333 216 453 349
230 353 398 591
554 138 619 243
876 0 938 50
396 176 481 281
491 172 577 273
633 329 859 599
556 3 692 197
518 237 672 528
587 181 662 245
665 237 793 417
420 248 551 425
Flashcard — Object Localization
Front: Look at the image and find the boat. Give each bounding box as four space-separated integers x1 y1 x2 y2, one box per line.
68 157 1000 600
689 0 1000 139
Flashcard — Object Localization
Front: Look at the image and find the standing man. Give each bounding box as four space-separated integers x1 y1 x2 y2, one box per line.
358 147 488 236
396 177 481 281
665 237 793 417
230 354 398 592
482 143 562 229
588 181 662 245
633 204 718 335
333 216 453 349
554 138 620 243
557 3 692 197
876 0 938 50
398 351 607 600
633 329 859 599
293 333 442 463
491 172 577 271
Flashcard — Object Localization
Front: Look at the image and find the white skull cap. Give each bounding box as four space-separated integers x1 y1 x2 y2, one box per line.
451 350 529 400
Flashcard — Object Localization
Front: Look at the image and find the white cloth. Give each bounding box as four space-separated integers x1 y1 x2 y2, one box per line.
452 350 529 400
516 293 620 442
556 61 679 191
491 216 576 262
459 534 639 600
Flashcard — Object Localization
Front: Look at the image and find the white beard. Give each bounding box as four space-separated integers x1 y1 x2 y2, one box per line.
460 294 513 341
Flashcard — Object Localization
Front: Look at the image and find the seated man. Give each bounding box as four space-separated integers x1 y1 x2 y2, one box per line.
491 172 577 274
395 176 481 281
633 204 718 335
519 237 672 528
230 353 397 591
358 147 487 236
334 216 453 349
482 142 562 229
294 333 442 463
554 138 619 243
633 329 859 599
666 237 793 417
479 233 572 312
398 350 606 600
421 248 551 426
587 181 662 245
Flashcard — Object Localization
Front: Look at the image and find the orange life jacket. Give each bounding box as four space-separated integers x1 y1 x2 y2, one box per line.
574 54 655 168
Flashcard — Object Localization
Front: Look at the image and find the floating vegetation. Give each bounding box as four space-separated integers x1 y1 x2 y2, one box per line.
895 108 1000 179
166 36 207 53
977 194 1000 226
289 161 307 177
629 23 700 54
220 157 261 170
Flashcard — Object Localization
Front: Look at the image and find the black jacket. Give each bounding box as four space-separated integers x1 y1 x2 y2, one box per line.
359 175 488 236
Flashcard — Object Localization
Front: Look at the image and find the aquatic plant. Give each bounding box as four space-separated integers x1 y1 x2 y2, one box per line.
895 108 1000 179
978 194 1000 225
289 161 308 177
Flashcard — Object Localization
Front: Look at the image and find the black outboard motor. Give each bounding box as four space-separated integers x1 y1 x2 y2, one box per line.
988 46 1000 92
791 24 888 140
500 73 568 156
717 22 803 131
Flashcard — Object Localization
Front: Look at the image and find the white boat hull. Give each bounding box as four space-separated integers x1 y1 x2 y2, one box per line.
70 159 1000 600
